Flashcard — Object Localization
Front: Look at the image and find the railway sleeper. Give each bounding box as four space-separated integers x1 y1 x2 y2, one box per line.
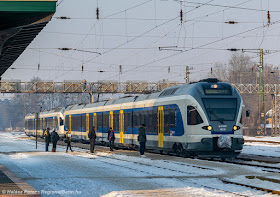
221 179 280 195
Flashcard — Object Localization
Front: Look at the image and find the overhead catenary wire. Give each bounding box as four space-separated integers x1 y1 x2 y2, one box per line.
176 0 280 13
19 0 280 83
55 0 216 80
109 19 280 80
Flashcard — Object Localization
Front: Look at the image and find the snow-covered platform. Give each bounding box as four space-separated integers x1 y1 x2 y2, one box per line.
0 132 280 197
0 163 40 196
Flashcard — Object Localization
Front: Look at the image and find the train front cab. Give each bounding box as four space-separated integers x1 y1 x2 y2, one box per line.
183 83 244 158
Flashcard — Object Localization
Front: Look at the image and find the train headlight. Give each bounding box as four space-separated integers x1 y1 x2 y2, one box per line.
233 125 240 131
202 126 212 131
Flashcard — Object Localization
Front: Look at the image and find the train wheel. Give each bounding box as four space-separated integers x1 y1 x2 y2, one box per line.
181 150 187 158
176 144 183 156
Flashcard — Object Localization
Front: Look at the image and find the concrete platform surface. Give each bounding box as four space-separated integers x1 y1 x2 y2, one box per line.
0 164 40 197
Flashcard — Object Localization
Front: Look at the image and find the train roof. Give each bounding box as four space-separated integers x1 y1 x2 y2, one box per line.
63 78 236 112
26 107 65 117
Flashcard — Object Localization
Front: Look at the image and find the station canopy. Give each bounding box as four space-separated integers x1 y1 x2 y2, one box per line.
0 0 57 77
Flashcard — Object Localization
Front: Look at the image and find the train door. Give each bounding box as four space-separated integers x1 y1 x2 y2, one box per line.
53 117 55 131
158 106 164 148
109 111 113 130
93 113 97 139
69 115 72 134
120 110 124 143
86 113 89 139
93 113 97 130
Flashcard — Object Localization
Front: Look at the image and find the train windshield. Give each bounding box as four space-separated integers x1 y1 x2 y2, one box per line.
202 98 237 122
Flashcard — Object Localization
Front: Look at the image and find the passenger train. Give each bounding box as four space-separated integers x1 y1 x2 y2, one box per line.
25 78 245 158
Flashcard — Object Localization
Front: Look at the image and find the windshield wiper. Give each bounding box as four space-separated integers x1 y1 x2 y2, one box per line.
209 110 224 124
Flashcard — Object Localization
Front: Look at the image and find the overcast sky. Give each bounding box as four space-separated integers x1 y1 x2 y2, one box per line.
2 0 280 84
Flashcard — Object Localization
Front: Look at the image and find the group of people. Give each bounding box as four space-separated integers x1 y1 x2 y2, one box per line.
43 124 147 156
43 128 60 152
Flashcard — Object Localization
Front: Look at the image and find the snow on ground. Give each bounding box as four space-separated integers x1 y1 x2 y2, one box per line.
241 142 280 157
0 132 280 197
242 136 280 157
244 136 280 143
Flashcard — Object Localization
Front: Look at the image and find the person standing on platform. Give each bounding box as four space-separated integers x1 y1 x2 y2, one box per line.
88 126 96 153
138 124 147 156
44 128 50 151
51 129 59 152
65 130 73 152
108 127 115 151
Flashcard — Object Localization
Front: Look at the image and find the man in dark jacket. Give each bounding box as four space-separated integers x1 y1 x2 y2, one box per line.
88 126 96 153
108 127 115 151
51 129 59 152
44 128 50 151
138 124 147 155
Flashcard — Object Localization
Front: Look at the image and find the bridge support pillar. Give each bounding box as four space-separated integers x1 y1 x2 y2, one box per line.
90 93 94 103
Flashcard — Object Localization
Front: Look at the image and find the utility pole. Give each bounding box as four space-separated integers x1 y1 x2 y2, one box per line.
35 113 39 149
186 66 189 83
258 49 266 135
185 66 194 83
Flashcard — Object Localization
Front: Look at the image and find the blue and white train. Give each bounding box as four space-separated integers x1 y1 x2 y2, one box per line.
25 78 244 158
25 107 65 137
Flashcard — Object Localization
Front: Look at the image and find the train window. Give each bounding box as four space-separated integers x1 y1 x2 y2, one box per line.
143 110 148 127
133 111 139 128
70 116 74 131
146 110 153 134
113 112 119 132
127 112 132 127
55 117 58 129
72 115 81 132
89 114 93 130
187 106 204 125
139 110 145 126
152 109 158 133
30 119 33 130
103 113 109 132
124 112 128 133
203 98 237 121
81 114 86 132
139 111 142 127
169 108 176 127
164 108 177 134
164 109 169 134
71 116 75 131
65 116 69 130
60 117 63 126
97 114 102 130
37 119 40 130
123 111 131 133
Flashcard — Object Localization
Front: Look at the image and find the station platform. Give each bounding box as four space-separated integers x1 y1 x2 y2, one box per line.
0 164 40 197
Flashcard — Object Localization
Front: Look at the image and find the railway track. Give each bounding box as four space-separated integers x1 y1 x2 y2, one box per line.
245 140 280 144
28 136 280 173
24 135 280 196
76 153 253 197
221 179 280 195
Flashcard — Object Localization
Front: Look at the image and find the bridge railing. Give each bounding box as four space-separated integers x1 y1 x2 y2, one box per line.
0 81 182 94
